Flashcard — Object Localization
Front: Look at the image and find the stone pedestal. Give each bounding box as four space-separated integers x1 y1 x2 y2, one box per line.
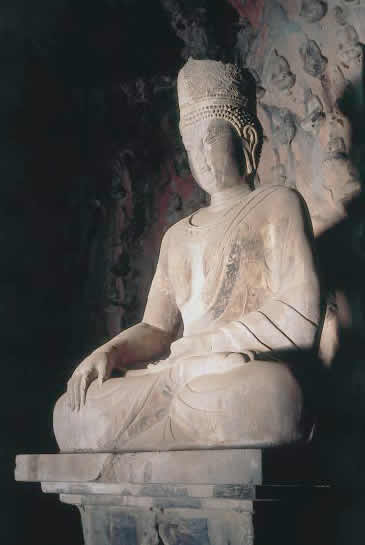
15 449 261 545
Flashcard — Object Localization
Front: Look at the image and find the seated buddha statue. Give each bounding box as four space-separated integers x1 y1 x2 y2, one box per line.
54 59 321 451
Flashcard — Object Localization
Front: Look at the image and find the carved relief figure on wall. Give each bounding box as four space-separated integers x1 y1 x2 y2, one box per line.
54 59 321 451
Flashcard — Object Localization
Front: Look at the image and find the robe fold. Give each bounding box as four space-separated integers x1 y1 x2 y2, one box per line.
144 184 320 352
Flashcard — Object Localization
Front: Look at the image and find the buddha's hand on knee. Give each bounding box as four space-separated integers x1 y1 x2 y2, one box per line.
66 349 116 411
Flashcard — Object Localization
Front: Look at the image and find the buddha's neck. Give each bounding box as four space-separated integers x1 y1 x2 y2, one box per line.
209 184 252 209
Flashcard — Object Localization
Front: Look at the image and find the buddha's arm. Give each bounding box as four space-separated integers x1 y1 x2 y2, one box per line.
101 231 181 368
172 190 321 359
67 229 181 410
94 323 175 370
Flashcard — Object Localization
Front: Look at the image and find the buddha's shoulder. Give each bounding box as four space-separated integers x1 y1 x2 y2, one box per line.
160 215 190 245
253 185 305 211
166 212 196 233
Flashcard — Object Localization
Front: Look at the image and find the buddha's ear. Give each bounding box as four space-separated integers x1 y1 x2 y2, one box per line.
242 125 259 175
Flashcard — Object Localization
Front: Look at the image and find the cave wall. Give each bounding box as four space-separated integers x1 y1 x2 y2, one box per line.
81 0 365 344
17 0 365 359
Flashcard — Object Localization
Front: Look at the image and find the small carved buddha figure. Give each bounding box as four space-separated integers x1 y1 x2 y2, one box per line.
54 59 321 451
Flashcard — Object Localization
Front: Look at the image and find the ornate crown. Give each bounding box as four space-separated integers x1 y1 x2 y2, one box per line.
177 58 262 166
178 58 257 125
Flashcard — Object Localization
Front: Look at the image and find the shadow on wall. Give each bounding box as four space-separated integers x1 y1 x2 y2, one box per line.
256 75 365 545
314 75 365 545
314 73 365 483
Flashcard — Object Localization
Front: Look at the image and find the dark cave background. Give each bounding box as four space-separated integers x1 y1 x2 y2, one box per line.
3 1 365 544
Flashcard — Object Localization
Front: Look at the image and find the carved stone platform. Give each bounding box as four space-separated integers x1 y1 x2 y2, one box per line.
15 449 261 545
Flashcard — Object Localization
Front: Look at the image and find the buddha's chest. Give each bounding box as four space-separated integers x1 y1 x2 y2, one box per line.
168 223 273 310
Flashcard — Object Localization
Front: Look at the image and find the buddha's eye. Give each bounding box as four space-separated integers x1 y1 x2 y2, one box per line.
203 133 225 148
204 128 231 147
204 135 217 146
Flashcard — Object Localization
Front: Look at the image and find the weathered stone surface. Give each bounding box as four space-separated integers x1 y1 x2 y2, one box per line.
246 1 362 237
15 453 109 483
73 504 253 545
41 481 255 499
158 508 253 545
16 449 257 544
16 449 262 485
58 485 254 545
61 494 253 512
299 0 328 23
78 506 159 545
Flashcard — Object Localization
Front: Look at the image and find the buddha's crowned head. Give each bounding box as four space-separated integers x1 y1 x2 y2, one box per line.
178 58 263 192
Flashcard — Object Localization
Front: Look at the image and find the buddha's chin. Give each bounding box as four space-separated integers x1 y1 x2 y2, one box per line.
196 175 233 196
194 175 216 194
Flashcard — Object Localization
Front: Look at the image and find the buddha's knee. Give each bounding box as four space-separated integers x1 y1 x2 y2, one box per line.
53 392 70 450
237 361 305 443
242 361 304 426
183 360 304 445
53 389 104 451
245 361 302 402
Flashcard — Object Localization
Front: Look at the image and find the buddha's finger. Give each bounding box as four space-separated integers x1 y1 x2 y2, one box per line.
66 380 73 409
96 360 107 387
76 375 85 411
80 375 88 408
72 375 82 411
67 377 77 411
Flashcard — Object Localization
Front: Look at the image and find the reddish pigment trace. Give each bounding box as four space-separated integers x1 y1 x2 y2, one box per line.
227 0 265 29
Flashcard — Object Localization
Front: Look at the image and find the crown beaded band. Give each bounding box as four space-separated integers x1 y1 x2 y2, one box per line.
179 103 256 131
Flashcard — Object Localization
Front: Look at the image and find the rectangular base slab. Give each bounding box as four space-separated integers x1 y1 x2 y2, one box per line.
15 449 262 485
15 450 260 545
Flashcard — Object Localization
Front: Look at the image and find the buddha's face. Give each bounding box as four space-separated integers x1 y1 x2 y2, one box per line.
180 118 253 195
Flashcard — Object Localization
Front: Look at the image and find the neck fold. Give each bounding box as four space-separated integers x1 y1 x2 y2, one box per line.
209 185 252 209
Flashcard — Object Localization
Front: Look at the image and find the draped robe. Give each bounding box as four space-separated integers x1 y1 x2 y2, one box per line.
54 185 321 451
